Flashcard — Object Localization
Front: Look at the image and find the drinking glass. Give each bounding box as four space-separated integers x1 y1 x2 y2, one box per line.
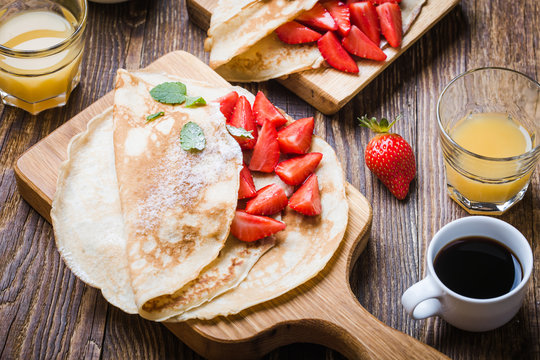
437 67 540 214
0 0 87 114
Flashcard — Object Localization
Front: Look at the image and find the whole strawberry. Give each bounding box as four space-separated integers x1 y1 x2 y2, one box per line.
359 115 416 200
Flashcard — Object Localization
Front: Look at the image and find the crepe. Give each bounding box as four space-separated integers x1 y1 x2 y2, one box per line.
172 136 349 320
208 0 427 82
52 75 277 320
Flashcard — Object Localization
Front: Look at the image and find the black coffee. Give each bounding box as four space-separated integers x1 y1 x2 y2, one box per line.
433 236 522 299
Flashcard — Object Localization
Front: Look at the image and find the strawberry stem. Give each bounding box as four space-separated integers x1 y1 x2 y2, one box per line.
358 114 401 133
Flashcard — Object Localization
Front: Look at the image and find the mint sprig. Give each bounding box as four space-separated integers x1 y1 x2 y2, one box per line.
146 111 164 122
226 124 254 139
150 82 187 104
185 96 206 108
180 121 205 151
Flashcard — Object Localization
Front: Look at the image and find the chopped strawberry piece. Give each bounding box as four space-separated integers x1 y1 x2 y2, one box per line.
275 21 322 45
238 163 257 199
323 1 351 37
275 152 323 186
288 174 322 216
317 31 359 73
349 2 380 46
252 91 288 127
342 25 387 61
377 3 402 48
215 91 238 121
296 3 338 32
245 183 288 216
277 116 315 154
372 0 401 4
229 95 258 149
230 210 286 242
249 120 280 173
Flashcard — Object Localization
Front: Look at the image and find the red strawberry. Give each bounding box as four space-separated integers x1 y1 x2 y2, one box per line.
377 3 402 48
238 163 257 199
296 3 338 32
275 21 322 44
277 116 314 154
342 25 387 61
317 31 359 73
359 115 416 200
288 174 322 216
252 91 288 127
230 210 286 242
372 0 401 4
229 95 258 149
215 91 238 121
349 2 380 46
275 152 323 186
323 1 351 37
245 183 288 216
249 120 280 172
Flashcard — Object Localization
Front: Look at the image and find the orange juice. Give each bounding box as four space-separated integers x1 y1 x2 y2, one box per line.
0 7 84 114
445 113 533 204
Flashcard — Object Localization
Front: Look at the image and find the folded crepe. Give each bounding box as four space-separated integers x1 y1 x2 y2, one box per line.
52 72 275 321
207 0 426 82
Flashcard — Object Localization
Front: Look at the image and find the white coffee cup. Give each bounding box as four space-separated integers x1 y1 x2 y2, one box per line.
401 216 533 332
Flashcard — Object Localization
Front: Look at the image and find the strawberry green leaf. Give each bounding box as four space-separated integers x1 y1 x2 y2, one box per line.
226 124 254 139
180 121 205 151
150 82 187 104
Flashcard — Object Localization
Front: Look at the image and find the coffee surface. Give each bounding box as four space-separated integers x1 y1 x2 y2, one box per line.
434 236 522 299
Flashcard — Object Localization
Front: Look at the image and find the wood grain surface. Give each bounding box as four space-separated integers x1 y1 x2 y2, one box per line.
0 0 538 359
188 0 460 115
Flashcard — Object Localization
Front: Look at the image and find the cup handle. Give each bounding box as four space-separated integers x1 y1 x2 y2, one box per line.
401 275 443 320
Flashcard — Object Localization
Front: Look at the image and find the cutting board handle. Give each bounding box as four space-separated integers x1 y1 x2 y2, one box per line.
302 287 449 360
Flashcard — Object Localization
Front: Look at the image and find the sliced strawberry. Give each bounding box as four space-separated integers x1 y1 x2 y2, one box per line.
296 3 338 32
277 116 315 154
229 95 258 149
372 0 401 3
275 152 323 186
252 91 288 128
230 210 286 242
275 21 322 45
245 183 288 216
377 3 402 48
349 2 380 46
249 120 280 172
323 1 351 37
238 163 257 199
342 25 387 61
317 31 359 73
215 91 238 121
288 174 322 216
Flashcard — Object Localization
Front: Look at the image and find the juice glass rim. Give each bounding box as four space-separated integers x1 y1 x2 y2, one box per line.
0 0 88 58
437 66 540 162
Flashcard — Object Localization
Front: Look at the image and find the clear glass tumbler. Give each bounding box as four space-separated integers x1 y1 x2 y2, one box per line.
437 67 540 215
0 0 87 114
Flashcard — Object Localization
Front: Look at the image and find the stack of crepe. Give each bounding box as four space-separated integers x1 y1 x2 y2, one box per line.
51 70 349 322
206 0 426 82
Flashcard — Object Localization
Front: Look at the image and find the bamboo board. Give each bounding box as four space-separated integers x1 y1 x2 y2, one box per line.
14 51 447 359
186 0 460 115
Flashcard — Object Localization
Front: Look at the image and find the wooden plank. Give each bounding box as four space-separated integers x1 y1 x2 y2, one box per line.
186 0 460 114
14 50 448 359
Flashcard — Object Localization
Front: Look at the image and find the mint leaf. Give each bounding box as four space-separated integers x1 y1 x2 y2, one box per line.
150 82 187 104
146 111 164 122
180 121 205 151
226 124 254 139
185 96 206 108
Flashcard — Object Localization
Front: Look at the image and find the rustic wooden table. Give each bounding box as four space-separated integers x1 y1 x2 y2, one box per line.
0 0 538 359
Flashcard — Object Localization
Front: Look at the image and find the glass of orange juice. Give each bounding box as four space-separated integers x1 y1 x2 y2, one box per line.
0 0 87 114
437 67 540 214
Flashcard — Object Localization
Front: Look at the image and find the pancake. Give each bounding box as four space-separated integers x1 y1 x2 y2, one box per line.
209 0 427 82
172 136 349 320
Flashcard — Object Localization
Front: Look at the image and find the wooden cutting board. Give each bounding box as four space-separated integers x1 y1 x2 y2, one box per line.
186 0 460 115
15 51 447 360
